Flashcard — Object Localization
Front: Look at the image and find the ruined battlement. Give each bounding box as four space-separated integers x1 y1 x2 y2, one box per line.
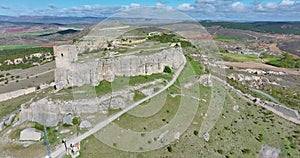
54 44 185 90
54 45 78 68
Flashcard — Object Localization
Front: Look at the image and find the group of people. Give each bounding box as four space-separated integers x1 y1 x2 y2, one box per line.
62 139 80 157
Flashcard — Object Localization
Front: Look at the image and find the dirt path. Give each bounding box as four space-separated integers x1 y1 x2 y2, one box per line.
222 61 300 75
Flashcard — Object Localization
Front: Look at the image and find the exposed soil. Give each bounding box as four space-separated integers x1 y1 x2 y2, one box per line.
222 61 300 75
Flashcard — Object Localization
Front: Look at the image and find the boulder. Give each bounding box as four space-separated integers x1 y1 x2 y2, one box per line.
60 129 71 134
19 98 60 127
79 120 92 129
203 132 210 142
20 128 43 141
4 114 16 126
259 146 280 158
63 114 74 126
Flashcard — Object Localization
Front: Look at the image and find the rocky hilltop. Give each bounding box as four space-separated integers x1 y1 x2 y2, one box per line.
54 45 185 90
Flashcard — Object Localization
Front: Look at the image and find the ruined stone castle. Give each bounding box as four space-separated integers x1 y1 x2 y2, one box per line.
54 45 185 90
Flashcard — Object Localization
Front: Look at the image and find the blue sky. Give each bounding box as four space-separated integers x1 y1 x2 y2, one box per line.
0 0 299 21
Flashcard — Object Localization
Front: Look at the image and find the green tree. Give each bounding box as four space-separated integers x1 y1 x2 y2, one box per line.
163 66 172 73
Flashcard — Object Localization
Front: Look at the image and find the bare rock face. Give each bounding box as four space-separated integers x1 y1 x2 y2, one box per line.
62 114 74 126
19 128 43 141
19 94 129 126
54 45 185 90
259 146 280 158
19 98 100 127
79 120 92 129
4 114 16 126
19 98 60 127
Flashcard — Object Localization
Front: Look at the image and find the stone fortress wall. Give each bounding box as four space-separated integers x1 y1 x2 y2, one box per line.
17 23 187 127
54 45 185 90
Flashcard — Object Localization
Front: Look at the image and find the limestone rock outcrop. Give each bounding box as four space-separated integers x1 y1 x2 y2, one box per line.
19 128 43 141
62 114 74 126
79 120 92 129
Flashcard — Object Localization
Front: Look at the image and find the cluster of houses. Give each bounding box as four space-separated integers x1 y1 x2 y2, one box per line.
2 52 53 66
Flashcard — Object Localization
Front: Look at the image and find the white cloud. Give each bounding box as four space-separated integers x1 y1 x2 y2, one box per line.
5 0 300 21
129 3 140 8
70 4 102 11
280 0 295 5
265 2 278 9
196 0 217 3
231 2 246 12
177 3 194 11
154 2 173 10
256 4 265 11
156 2 164 8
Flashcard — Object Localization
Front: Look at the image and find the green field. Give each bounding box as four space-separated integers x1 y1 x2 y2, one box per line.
0 45 35 50
221 53 282 63
222 53 260 62
266 53 300 68
215 36 239 41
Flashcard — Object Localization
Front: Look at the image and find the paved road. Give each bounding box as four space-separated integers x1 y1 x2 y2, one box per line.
49 55 186 158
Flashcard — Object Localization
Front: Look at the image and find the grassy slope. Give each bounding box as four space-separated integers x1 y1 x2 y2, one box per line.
221 53 282 63
77 60 299 157
78 83 299 157
222 53 260 62
215 36 239 41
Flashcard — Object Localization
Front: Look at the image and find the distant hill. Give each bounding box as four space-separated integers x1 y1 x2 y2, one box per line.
0 15 105 24
200 21 300 35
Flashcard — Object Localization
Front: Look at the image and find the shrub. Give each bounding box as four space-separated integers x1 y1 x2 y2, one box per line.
163 66 172 73
193 130 199 136
72 117 79 125
167 146 172 152
242 149 250 154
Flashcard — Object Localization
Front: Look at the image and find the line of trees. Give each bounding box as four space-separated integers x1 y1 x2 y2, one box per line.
267 53 300 68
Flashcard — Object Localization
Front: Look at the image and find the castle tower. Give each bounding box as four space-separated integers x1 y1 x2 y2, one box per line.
54 45 78 90
54 45 78 68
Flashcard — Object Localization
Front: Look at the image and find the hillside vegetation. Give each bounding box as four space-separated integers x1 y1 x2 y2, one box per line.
266 53 300 68
200 22 300 35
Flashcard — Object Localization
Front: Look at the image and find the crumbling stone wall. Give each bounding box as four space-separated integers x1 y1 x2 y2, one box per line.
54 45 185 90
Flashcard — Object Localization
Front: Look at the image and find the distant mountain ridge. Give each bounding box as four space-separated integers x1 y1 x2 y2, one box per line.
1 15 299 35
0 15 105 24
